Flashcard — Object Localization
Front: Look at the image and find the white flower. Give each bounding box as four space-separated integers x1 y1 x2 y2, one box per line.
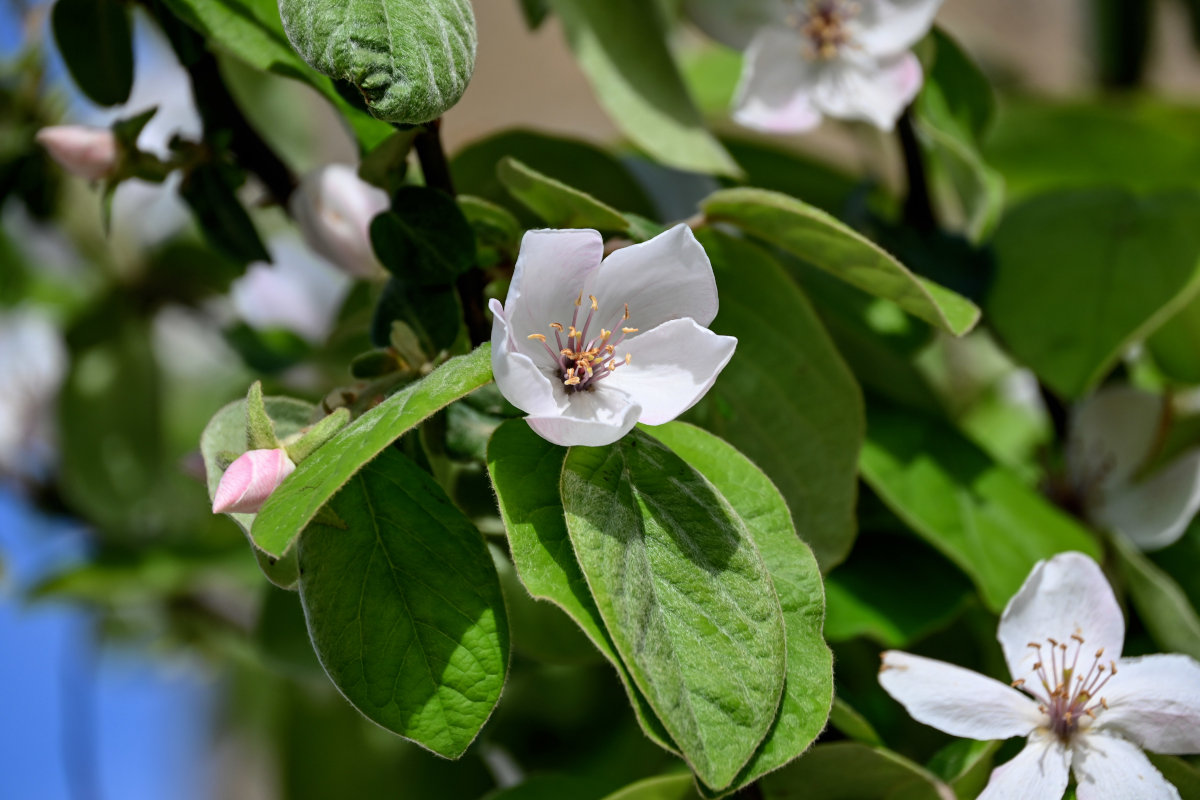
1066 386 1200 551
212 449 295 514
289 165 390 280
688 0 942 133
35 126 119 180
879 552 1200 800
0 308 67 477
489 225 737 447
229 237 351 344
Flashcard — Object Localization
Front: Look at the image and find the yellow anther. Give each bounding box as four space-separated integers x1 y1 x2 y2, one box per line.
624 353 631 365
623 303 630 320
527 333 547 342
564 376 581 386
600 329 611 340
622 327 638 333
575 292 583 307
1071 634 1085 644
549 322 563 332
569 326 579 338
1095 648 1104 658
589 294 598 310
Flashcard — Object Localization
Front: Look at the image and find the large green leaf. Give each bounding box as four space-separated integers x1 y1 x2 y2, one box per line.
486 420 677 751
562 430 786 791
51 0 133 106
760 742 951 800
297 447 508 758
859 406 1102 612
253 345 493 557
702 189 980 336
1111 532 1200 660
988 189 1200 398
688 229 863 569
1148 290 1200 384
647 423 833 794
546 0 738 176
278 0 476 123
497 157 632 231
371 186 476 285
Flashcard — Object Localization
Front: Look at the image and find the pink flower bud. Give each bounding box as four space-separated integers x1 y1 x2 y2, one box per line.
289 164 390 279
212 448 295 514
35 125 119 180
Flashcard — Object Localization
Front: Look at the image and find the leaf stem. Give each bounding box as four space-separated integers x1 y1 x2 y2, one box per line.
897 109 936 233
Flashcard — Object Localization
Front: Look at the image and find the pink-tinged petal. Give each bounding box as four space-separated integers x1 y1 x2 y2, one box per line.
289 164 389 280
732 28 824 134
685 0 788 50
879 651 1042 740
1069 386 1164 496
1073 733 1181 800
605 319 737 426
998 552 1125 688
526 386 641 448
855 0 945 57
976 733 1071 800
489 299 565 416
212 449 295 514
812 52 923 132
587 225 720 335
1095 450 1200 551
35 125 118 180
1094 654 1200 754
505 229 604 341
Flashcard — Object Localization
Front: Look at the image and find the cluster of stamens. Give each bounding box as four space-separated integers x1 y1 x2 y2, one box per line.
789 0 861 60
1011 633 1116 743
527 293 637 394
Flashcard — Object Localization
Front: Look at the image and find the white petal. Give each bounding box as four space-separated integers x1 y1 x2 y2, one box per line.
879 651 1042 740
490 299 566 417
1095 450 1200 551
1074 733 1181 800
505 229 604 341
604 319 737 426
998 552 1125 687
1069 386 1164 495
685 0 788 50
526 387 641 448
854 0 945 57
1095 654 1200 754
811 53 923 132
586 225 720 335
976 733 1071 800
732 28 824 134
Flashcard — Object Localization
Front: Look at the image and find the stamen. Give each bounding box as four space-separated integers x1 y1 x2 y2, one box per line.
527 333 546 342
1015 632 1118 744
538 293 636 393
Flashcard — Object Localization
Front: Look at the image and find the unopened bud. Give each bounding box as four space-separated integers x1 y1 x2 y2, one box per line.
35 125 118 180
212 448 295 514
289 164 389 279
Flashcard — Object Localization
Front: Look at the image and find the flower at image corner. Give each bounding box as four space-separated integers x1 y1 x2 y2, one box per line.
688 0 944 133
489 225 737 448
879 551 1200 799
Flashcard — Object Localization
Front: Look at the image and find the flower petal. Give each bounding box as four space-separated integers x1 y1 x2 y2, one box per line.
976 733 1072 800
1068 386 1164 495
505 229 604 341
811 53 923 132
998 552 1125 687
732 28 824 134
1073 733 1181 800
213 449 295 515
854 0 945 57
684 0 788 50
879 651 1042 740
1095 450 1200 551
490 299 565 416
525 387 641 448
587 225 720 334
605 318 737 426
1095 654 1200 754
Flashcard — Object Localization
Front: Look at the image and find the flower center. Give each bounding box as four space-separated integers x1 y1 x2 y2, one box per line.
1012 634 1117 744
790 0 860 60
527 293 637 394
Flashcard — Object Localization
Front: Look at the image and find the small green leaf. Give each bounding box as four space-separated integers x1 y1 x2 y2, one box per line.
297 448 508 758
601 774 700 800
562 430 786 791
458 195 522 264
245 381 280 450
702 188 980 336
284 408 350 463
497 157 631 231
178 163 271 265
52 0 134 106
1111 532 1200 660
370 187 476 285
760 742 951 800
927 739 1001 800
278 0 477 123
370 276 462 352
253 345 493 557
827 697 883 747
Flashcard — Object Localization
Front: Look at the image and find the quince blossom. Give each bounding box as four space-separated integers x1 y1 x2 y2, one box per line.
688 0 943 133
212 449 295 515
289 165 390 280
489 226 737 447
36 125 118 180
880 551 1200 799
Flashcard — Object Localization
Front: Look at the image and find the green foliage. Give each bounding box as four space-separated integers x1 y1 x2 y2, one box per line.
1112 532 1200 660
759 742 951 800
178 162 271 265
371 187 476 284
51 0 133 106
497 157 633 231
601 775 700 800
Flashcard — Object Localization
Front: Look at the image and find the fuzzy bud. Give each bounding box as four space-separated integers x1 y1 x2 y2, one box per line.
35 125 119 180
212 448 295 514
289 164 390 279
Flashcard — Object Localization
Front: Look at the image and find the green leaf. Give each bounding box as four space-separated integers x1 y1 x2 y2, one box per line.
253 345 493 557
859 406 1102 612
546 0 738 176
647 422 834 794
988 188 1200 399
1148 290 1200 384
278 0 476 123
827 697 883 746
1111 532 1200 660
178 163 271 265
485 420 677 751
370 276 462 352
297 448 508 757
926 739 1001 800
702 188 980 336
458 195 522 265
51 0 133 106
370 187 476 285
601 775 700 800
562 430 786 791
688 229 863 569
497 157 632 231
760 742 952 800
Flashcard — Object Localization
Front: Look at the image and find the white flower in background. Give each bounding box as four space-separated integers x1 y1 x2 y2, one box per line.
35 126 118 180
289 165 390 280
211 449 295 514
687 0 943 133
1066 385 1200 551
880 552 1200 800
489 225 737 447
0 309 68 477
229 237 351 345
